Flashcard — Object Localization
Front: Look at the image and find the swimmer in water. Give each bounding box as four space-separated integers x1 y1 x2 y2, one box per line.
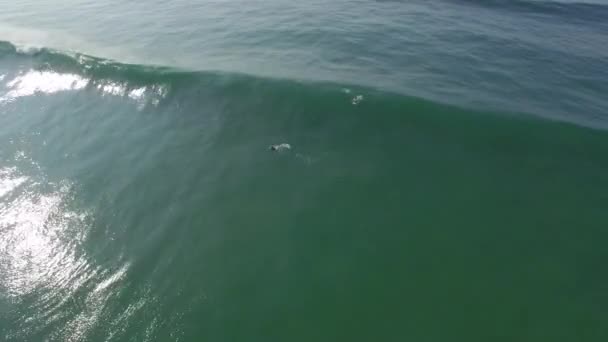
269 143 291 152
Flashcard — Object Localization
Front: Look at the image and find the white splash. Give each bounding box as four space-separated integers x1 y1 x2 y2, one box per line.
95 83 167 108
270 143 292 152
1 70 88 102
99 82 126 96
150 85 168 107
352 95 364 105
15 150 27 160
15 45 44 55
128 87 146 100
0 167 28 198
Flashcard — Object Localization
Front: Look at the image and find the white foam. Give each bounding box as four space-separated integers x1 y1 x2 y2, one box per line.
128 87 147 100
270 143 292 151
0 167 28 198
352 95 364 105
99 82 126 96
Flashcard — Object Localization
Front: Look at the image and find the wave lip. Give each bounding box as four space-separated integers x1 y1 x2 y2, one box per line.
2 39 608 130
0 41 170 107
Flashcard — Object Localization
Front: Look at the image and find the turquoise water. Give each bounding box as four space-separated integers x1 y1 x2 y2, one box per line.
1 1 608 341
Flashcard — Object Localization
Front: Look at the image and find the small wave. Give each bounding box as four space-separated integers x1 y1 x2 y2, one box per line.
1 40 605 130
0 40 369 113
452 0 608 23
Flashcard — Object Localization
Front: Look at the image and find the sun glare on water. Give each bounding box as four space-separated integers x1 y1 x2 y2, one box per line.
0 156 131 340
1 71 88 102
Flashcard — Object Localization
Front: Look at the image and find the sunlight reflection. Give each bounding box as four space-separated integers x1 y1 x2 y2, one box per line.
1 70 88 102
0 169 89 297
0 161 131 340
0 70 167 109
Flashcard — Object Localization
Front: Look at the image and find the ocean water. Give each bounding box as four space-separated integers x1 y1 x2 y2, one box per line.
1 1 607 341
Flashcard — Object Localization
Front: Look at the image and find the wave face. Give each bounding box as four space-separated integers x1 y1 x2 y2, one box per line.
2 38 608 341
3 0 608 130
